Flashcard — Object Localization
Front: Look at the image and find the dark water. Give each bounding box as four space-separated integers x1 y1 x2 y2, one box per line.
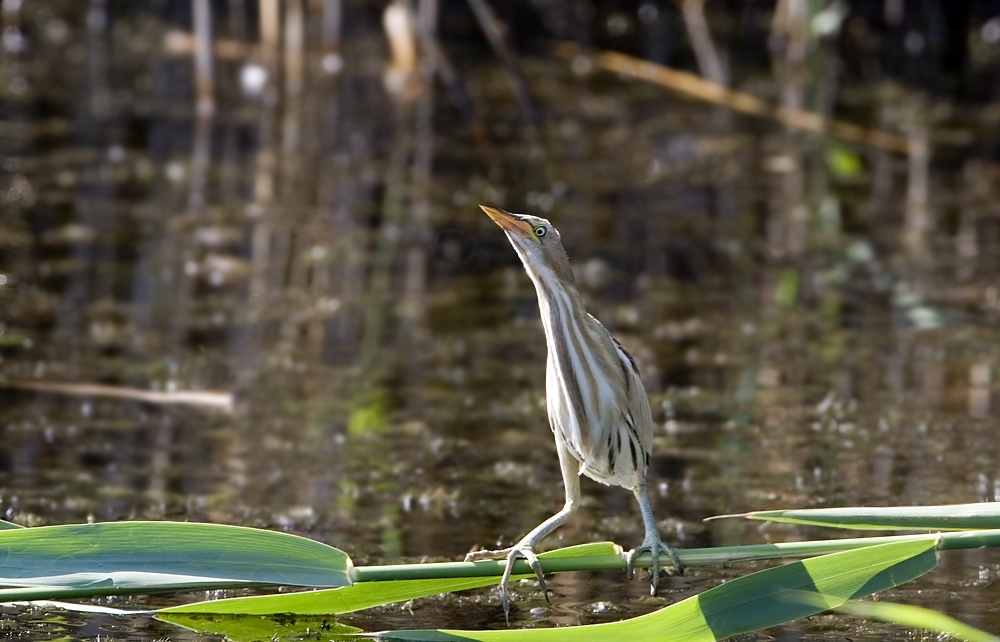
2 2 1000 640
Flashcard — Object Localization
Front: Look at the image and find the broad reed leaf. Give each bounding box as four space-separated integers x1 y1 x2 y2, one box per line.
0 521 351 600
373 538 938 641
729 503 1000 530
0 519 24 530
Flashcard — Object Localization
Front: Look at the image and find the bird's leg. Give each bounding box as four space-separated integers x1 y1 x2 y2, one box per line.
465 442 581 622
464 502 576 598
626 482 683 595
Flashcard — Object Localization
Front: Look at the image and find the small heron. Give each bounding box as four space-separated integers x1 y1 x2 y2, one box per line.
468 205 683 619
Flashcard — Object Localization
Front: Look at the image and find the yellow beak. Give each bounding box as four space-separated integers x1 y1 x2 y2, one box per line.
480 205 534 240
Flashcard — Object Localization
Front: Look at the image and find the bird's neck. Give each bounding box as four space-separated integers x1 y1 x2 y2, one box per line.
525 264 588 339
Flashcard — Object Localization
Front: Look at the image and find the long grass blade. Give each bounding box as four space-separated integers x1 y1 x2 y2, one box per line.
719 503 1000 530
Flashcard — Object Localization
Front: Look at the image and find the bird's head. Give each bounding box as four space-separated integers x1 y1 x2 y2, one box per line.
480 204 575 287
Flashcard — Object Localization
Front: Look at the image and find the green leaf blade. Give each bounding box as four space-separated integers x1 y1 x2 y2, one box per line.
697 538 938 640
0 521 352 599
734 503 1000 531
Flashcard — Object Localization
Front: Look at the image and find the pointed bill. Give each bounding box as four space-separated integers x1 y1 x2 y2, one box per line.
480 205 535 241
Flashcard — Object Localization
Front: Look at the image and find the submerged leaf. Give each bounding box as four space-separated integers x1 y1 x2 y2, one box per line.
830 599 1000 642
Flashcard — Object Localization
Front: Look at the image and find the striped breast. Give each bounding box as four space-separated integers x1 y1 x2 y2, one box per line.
541 302 653 491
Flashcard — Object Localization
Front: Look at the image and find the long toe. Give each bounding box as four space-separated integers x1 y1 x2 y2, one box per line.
627 537 683 595
517 547 550 601
664 544 684 574
499 544 548 624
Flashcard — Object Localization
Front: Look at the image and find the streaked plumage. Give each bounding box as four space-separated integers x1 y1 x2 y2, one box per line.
468 205 683 619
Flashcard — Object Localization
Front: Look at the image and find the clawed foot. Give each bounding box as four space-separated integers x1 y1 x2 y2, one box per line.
466 545 548 622
626 535 683 595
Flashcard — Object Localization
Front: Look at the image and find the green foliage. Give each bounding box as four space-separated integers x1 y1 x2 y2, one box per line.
162 577 515 617
775 269 800 307
348 395 387 435
1 511 998 640
824 144 864 180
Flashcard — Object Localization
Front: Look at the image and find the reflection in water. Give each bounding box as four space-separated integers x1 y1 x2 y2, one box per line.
0 2 1000 638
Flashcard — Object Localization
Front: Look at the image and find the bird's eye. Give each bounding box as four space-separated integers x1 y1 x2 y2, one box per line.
534 226 547 238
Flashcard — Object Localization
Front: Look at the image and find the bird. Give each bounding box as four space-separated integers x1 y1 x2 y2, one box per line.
467 204 683 619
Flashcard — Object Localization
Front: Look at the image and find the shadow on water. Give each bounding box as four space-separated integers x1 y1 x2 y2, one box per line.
1 1 1000 638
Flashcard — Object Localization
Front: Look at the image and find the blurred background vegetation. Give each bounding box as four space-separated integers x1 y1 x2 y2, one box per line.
1 0 1000 636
